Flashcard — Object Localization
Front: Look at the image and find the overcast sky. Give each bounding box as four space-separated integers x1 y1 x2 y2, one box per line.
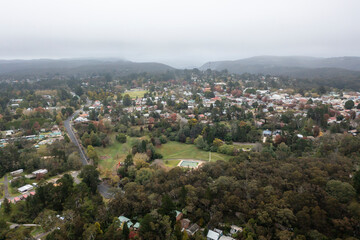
0 0 359 67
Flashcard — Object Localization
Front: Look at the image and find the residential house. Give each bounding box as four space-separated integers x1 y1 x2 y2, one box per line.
180 219 190 230
207 230 220 240
132 222 140 231
176 210 183 221
262 130 272 137
118 216 133 229
32 169 48 177
10 169 23 177
327 117 337 124
186 223 200 236
219 237 235 240
18 184 34 194
5 130 14 136
230 225 243 235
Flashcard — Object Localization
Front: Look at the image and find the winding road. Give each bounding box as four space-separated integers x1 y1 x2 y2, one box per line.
64 107 112 199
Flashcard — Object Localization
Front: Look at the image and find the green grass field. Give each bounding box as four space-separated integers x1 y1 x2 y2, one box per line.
236 144 254 150
163 159 181 167
95 135 148 171
96 138 232 172
124 90 147 99
158 141 231 161
9 185 21 197
31 226 45 237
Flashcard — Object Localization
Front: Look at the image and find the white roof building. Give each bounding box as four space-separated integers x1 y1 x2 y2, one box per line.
207 230 220 240
18 184 34 193
10 169 23 176
32 169 48 175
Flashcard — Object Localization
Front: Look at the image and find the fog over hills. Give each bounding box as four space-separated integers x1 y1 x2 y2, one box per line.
200 56 360 78
1 56 360 80
0 59 175 76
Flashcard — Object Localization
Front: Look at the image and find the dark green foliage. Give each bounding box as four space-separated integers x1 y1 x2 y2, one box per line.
124 154 133 169
3 198 11 214
345 100 354 109
79 165 100 194
116 133 127 143
159 195 176 223
123 94 132 107
354 170 360 194
122 222 129 240
139 214 154 238
204 91 215 98
326 180 356 203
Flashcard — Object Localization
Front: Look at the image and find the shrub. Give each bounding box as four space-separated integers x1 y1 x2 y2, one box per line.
116 133 127 143
159 135 167 144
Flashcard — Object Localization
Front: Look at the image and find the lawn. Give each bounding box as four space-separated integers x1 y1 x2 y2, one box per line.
125 90 147 99
31 226 45 237
9 185 21 197
96 138 232 172
8 177 37 197
163 159 181 168
236 144 254 150
95 135 149 171
157 141 231 162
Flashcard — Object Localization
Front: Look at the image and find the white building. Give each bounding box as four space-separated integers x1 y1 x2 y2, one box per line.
207 230 220 240
18 184 34 194
32 169 48 175
10 169 23 176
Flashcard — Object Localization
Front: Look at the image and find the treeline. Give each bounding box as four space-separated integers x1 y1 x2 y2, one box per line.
108 135 360 239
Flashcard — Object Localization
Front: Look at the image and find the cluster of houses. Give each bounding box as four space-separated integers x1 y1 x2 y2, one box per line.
11 168 48 181
117 210 243 239
8 191 36 204
0 125 63 148
207 226 243 240
9 168 48 195
177 210 243 240
117 215 141 238
83 80 360 135
8 98 23 108
1 168 49 204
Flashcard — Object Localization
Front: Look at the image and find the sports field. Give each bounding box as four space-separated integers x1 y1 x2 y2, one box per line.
95 136 149 171
96 139 231 172
124 90 147 99
158 141 231 161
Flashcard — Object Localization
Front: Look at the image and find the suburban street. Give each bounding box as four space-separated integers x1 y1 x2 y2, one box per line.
64 111 89 165
64 106 113 199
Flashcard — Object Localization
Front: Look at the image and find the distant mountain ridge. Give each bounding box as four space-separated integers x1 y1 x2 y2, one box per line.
200 56 360 78
1 56 360 79
0 59 175 76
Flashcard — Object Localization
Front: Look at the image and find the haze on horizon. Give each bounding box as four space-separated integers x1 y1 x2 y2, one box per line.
1 0 359 68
